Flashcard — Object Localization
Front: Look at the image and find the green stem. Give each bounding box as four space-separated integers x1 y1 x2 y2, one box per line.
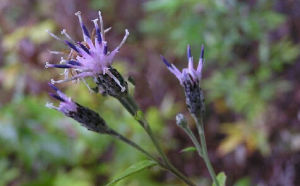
182 126 203 158
108 129 195 186
193 115 219 186
108 129 158 161
118 97 135 115
144 123 194 186
118 95 195 186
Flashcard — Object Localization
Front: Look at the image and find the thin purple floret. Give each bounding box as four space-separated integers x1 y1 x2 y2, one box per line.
67 60 82 66
160 55 171 68
200 45 204 59
48 83 59 92
49 93 65 102
187 45 192 59
81 24 90 38
103 44 108 55
96 28 102 44
53 64 72 69
78 42 90 54
65 40 79 53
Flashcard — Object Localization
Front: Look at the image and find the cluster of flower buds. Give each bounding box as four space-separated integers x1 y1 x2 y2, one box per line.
161 45 205 117
46 83 110 133
45 11 129 98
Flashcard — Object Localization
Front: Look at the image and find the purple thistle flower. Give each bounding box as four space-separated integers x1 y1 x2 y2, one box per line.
161 44 204 85
161 45 205 116
46 83 110 133
45 11 129 92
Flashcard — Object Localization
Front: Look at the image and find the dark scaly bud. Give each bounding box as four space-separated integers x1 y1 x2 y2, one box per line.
46 83 110 134
94 66 128 98
182 74 205 117
68 103 110 133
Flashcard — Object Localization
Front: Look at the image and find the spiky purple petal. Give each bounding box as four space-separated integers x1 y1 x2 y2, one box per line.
49 93 65 102
81 24 90 38
187 45 192 59
53 64 72 68
48 83 59 92
160 55 171 68
96 28 102 44
103 44 108 55
200 44 204 59
64 40 79 53
77 42 90 54
67 60 82 66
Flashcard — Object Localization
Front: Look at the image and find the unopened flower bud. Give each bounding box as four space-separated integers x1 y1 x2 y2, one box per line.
68 103 110 133
46 83 110 133
94 67 128 98
182 75 205 117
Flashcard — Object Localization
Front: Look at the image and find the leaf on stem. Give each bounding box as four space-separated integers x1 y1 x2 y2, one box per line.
212 172 226 186
106 160 157 186
180 146 197 153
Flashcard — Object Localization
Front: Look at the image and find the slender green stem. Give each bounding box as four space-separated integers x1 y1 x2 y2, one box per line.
124 94 138 111
182 126 203 157
193 115 219 186
118 95 195 186
118 97 135 115
108 129 158 161
143 123 195 186
108 129 195 186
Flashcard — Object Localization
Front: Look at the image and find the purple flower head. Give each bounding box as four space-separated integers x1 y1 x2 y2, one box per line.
45 11 129 92
46 83 77 115
46 83 110 133
161 45 205 116
161 44 204 85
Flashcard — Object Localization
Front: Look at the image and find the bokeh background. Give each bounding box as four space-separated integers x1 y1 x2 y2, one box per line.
0 0 300 185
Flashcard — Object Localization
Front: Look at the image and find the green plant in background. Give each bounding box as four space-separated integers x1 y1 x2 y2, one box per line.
141 0 299 156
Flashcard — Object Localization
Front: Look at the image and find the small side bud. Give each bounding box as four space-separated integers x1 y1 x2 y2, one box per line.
176 113 188 128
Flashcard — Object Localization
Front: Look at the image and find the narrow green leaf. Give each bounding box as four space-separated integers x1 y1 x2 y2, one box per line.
180 146 197 153
106 160 157 186
212 172 226 186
